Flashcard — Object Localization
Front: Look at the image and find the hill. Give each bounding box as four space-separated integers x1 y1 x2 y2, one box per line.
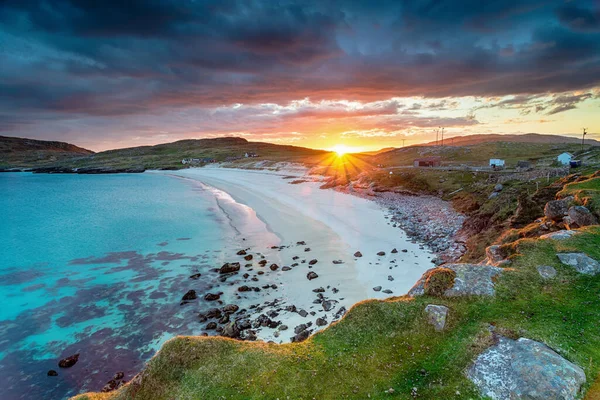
0 135 93 168
18 137 330 172
425 133 599 147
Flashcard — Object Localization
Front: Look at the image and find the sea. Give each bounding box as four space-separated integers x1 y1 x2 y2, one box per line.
0 172 246 399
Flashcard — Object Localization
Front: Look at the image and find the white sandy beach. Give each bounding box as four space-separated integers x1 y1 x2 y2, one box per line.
156 166 435 342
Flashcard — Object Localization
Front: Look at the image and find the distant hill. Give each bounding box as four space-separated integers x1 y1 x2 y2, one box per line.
425 133 599 147
0 135 93 168
360 147 397 156
2 136 330 171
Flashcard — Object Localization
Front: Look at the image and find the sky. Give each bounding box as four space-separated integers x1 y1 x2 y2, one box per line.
1 0 599 152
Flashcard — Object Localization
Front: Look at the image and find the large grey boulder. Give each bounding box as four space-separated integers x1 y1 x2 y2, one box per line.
565 206 598 229
467 337 585 400
544 197 573 222
557 253 600 275
424 305 448 331
539 230 579 241
408 264 503 297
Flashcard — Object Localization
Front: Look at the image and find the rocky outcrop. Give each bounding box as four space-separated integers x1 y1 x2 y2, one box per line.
409 264 503 297
306 271 319 280
219 262 240 274
557 253 600 275
565 206 598 229
539 230 579 241
544 197 573 222
424 305 448 331
485 245 509 266
467 337 585 400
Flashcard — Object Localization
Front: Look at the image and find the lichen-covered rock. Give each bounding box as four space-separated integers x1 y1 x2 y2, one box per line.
557 253 600 275
485 245 506 266
424 305 448 331
537 265 557 279
424 267 456 297
408 264 503 297
467 337 585 400
565 206 598 229
539 230 579 241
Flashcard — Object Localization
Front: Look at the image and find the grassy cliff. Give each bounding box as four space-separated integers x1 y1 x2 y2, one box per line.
74 225 600 400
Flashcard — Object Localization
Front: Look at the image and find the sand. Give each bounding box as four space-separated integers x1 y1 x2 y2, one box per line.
155 166 435 342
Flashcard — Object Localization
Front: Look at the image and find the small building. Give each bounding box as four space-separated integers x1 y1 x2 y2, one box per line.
516 160 531 170
569 160 582 168
413 156 441 167
557 152 574 165
244 152 259 158
489 159 505 169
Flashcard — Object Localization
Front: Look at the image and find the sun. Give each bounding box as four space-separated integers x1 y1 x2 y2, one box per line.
331 144 350 157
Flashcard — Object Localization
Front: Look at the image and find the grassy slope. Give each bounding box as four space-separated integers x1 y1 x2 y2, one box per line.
32 138 330 170
75 226 600 400
0 135 93 168
559 175 600 217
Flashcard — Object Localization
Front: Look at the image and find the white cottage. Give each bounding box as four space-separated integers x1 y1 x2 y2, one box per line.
489 159 505 168
557 152 573 165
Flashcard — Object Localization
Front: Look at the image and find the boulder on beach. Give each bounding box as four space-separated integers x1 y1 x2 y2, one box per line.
219 262 241 274
307 271 319 280
409 264 503 298
58 353 80 368
424 304 448 331
467 337 585 400
557 253 600 275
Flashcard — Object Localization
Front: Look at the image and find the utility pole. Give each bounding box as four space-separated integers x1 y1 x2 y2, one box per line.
582 128 587 151
435 128 439 146
402 139 406 147
441 127 445 147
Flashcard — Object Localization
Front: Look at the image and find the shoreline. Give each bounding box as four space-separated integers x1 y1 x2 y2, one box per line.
157 166 439 343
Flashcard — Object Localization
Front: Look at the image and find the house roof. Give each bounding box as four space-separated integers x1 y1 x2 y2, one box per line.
414 156 441 162
559 152 573 157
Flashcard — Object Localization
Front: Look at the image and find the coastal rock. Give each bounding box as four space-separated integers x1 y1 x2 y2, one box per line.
373 286 382 292
204 293 221 301
467 337 585 400
189 273 201 279
236 250 247 256
308 259 318 265
291 329 312 343
377 251 386 256
219 262 240 274
354 251 363 257
544 197 572 222
205 308 222 319
312 287 325 293
258 260 267 266
269 264 279 271
332 260 344 264
181 290 197 302
334 306 347 320
408 264 503 298
540 230 579 240
58 354 80 368
322 300 337 312
391 248 398 253
206 322 217 330
281 266 292 271
47 370 58 377
565 206 598 228
223 304 239 314
316 317 327 326
244 254 253 261
237 285 251 292
556 253 600 275
424 304 449 331
307 271 319 280
382 289 393 294
537 265 557 279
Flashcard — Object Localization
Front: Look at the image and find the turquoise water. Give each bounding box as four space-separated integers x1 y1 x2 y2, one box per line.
0 173 233 399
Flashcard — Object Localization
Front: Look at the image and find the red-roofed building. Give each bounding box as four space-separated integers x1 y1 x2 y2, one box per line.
413 156 442 167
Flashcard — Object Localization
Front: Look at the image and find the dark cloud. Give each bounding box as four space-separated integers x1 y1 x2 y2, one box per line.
0 0 599 145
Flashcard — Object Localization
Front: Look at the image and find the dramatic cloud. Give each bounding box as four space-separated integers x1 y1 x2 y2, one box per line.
0 0 599 149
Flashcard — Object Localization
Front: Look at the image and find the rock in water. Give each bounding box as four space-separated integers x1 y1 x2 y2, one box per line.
181 290 197 301
308 259 318 265
204 293 220 301
467 337 585 400
58 354 80 368
219 262 241 274
47 370 58 377
557 253 600 275
377 251 386 256
424 305 448 331
565 206 598 228
537 265 557 279
354 251 363 257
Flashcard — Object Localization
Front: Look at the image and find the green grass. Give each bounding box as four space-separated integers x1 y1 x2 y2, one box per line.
559 176 600 218
74 227 600 400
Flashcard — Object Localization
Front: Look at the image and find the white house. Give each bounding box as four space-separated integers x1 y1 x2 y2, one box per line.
489 159 505 168
557 152 573 165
